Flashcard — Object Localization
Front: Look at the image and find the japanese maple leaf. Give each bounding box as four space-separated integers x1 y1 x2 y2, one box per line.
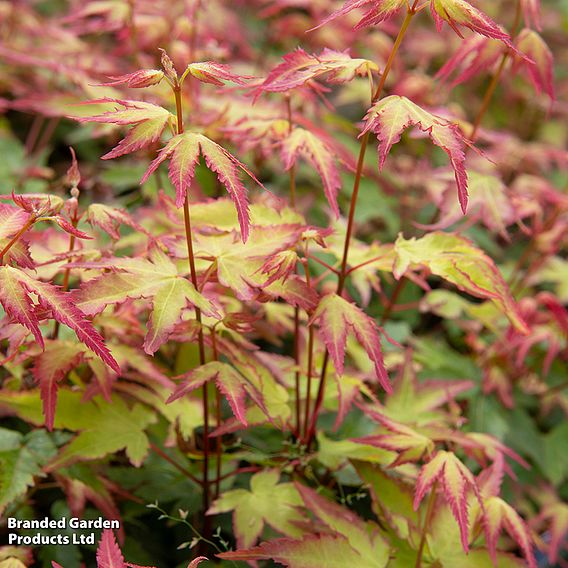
0 266 119 375
32 341 87 431
86 203 150 240
312 294 390 392
311 0 407 31
429 0 514 47
96 529 126 568
360 353 474 426
7 193 63 216
167 361 250 425
254 48 378 97
436 36 505 88
73 246 220 355
181 225 316 310
414 450 482 552
281 127 342 217
220 483 390 567
183 61 252 86
56 472 123 543
99 69 165 88
258 250 298 286
96 528 160 568
515 29 555 101
75 99 174 160
393 232 529 332
140 133 264 242
207 470 304 548
44 392 156 470
361 95 470 213
481 497 537 568
352 413 435 467
420 170 517 237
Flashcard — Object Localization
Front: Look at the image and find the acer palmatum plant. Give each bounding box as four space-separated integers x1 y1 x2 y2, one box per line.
0 0 566 567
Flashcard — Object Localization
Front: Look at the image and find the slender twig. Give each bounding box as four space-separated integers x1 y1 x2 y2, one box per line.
305 253 339 274
53 203 79 339
380 277 407 325
216 466 263 483
149 442 202 486
211 327 222 499
25 115 44 155
173 82 211 525
469 0 522 140
284 93 303 438
415 481 438 568
32 118 59 157
148 502 222 554
305 8 417 445
302 325 315 440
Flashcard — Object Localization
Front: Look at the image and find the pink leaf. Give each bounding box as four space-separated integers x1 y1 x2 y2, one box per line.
96 529 127 568
52 215 93 239
168 362 248 425
141 133 258 242
75 99 172 160
254 48 377 97
0 204 31 239
430 0 515 48
281 127 341 218
414 450 481 552
311 0 406 31
0 266 119 374
33 341 86 431
362 95 469 213
515 29 555 100
521 0 541 30
184 62 252 86
99 69 165 88
313 294 390 392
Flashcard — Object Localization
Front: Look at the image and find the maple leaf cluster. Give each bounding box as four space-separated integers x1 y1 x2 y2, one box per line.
0 0 565 567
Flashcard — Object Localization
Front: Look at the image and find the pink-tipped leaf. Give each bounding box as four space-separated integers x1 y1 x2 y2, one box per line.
414 450 481 552
362 95 469 213
140 133 259 242
313 294 390 392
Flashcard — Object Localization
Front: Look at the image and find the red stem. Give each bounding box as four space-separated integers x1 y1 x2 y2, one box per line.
174 83 211 524
150 442 202 486
53 205 79 339
211 328 222 499
305 9 416 446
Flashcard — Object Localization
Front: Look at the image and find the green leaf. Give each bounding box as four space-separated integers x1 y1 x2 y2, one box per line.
394 232 528 332
47 395 156 469
353 461 419 540
207 469 304 548
296 483 390 567
0 428 57 513
542 422 568 485
74 246 220 354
